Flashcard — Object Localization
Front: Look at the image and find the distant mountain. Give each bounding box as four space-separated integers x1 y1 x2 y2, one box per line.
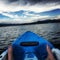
0 19 60 27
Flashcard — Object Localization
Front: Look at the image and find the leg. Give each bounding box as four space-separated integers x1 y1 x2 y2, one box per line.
8 45 13 60
46 45 55 60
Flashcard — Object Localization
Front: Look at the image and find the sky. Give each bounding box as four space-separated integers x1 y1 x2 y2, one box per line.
0 0 60 23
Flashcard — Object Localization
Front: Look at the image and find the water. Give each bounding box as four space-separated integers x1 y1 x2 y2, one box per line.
0 23 60 54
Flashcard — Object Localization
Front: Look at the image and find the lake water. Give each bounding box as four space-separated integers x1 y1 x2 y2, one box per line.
0 23 60 54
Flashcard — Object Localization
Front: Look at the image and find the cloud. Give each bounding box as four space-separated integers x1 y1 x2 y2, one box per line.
7 0 60 5
0 10 59 24
0 11 50 24
0 12 19 18
0 0 60 13
23 11 50 20
0 0 60 23
54 15 60 19
8 0 18 2
1 10 50 19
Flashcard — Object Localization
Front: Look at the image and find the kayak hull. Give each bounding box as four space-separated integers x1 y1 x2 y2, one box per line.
0 31 54 60
12 31 54 60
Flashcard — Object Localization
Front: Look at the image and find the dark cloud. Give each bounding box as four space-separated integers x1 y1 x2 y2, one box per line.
8 0 18 2
27 0 41 4
7 0 27 5
7 0 60 5
26 0 60 4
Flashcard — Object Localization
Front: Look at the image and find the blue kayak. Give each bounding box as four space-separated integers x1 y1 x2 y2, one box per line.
12 31 54 60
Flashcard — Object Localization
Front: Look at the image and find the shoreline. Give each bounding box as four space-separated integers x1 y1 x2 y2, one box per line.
0 20 60 27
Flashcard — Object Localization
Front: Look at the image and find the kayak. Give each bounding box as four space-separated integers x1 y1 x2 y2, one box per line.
0 31 54 60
